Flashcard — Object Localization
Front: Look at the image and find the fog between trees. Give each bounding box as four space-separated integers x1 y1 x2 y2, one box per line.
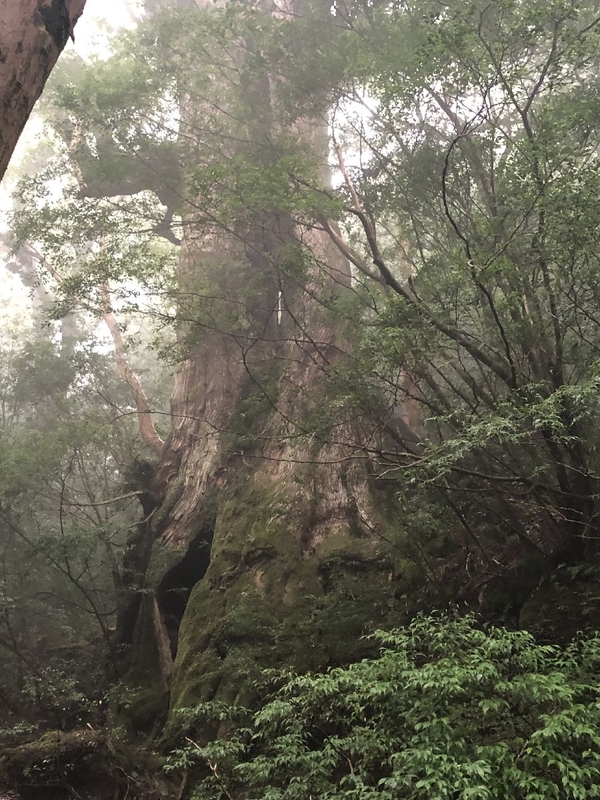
3 1 600 798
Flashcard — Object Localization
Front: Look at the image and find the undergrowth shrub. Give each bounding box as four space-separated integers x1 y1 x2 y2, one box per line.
167 614 600 799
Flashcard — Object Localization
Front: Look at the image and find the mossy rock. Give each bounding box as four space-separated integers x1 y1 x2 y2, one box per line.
0 730 170 800
0 730 117 799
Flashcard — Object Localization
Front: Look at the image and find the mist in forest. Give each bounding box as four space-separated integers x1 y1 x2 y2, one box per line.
2 0 600 797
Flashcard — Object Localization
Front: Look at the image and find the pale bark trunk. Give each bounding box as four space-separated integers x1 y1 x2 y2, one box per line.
101 285 165 453
0 0 87 182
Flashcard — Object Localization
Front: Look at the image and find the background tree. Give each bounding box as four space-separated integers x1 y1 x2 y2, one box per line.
321 0 600 572
0 323 143 728
0 172 173 730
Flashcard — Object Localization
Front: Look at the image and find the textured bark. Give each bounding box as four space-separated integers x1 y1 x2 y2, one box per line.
0 0 87 182
115 0 416 734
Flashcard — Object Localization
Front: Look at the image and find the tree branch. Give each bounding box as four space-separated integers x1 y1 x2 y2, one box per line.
101 284 165 453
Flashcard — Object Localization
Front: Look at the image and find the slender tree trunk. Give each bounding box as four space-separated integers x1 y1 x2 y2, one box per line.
101 284 165 453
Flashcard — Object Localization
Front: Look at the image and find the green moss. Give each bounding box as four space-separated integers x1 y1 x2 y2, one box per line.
145 539 188 591
0 729 170 798
114 594 170 736
164 473 418 738
313 532 383 563
0 730 114 792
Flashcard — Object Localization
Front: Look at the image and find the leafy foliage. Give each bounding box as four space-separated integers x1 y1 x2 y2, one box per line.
169 614 600 800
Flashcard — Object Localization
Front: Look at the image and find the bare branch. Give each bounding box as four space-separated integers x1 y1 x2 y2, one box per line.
101 284 165 453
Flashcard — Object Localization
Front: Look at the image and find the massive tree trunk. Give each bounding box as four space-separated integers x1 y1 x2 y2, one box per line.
115 0 413 734
0 0 87 182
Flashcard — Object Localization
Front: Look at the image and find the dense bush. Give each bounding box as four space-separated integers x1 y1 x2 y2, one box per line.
168 614 600 799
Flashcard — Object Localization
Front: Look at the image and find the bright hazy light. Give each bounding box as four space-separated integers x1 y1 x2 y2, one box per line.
73 0 141 59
